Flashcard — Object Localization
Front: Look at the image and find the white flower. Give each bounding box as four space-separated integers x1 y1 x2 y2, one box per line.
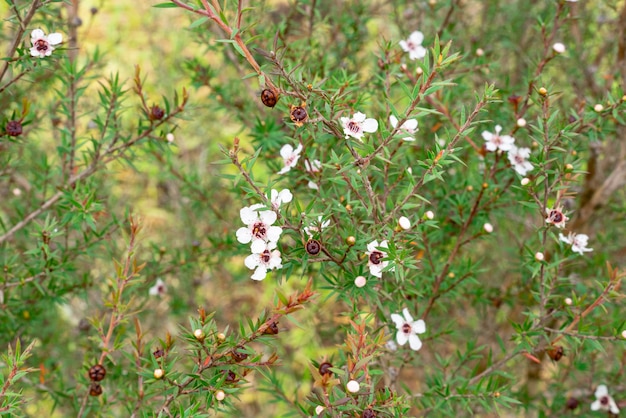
553 42 566 54
591 385 620 415
236 204 282 252
278 143 302 174
390 308 426 351
269 189 293 211
304 216 330 238
399 31 427 60
482 125 515 152
304 159 321 173
346 380 360 393
365 240 391 278
507 145 534 175
559 232 593 255
149 278 167 297
546 207 569 229
398 216 411 230
341 112 378 141
389 115 418 141
30 29 62 58
244 241 283 280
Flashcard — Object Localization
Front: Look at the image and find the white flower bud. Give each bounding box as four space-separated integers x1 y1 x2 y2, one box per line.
552 43 566 53
153 368 164 379
622 330 626 339
166 133 175 143
215 390 226 401
315 405 325 415
516 118 527 128
521 177 530 186
398 216 411 230
483 223 493 233
535 252 544 261
425 210 434 220
416 67 423 75
594 104 604 112
12 188 22 196
354 276 367 288
346 380 360 393
476 48 484 57
193 329 205 340
565 297 573 306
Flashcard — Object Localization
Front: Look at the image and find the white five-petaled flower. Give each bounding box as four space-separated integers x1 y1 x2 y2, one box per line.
507 145 534 175
236 204 283 252
482 125 515 152
149 278 167 297
341 112 378 141
389 115 418 141
278 143 302 174
399 31 427 60
304 216 330 238
269 189 293 211
390 308 426 351
559 232 593 255
545 207 569 229
30 29 63 58
244 241 283 281
591 385 620 415
365 240 391 278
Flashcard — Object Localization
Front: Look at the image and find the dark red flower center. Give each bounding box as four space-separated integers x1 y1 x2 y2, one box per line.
252 222 267 239
369 250 383 265
548 210 563 223
600 396 609 406
260 249 271 263
347 121 361 133
35 39 49 52
402 323 411 334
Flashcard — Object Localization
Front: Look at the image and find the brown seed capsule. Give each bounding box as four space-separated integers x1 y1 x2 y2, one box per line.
5 120 23 137
149 104 165 121
153 348 165 359
89 383 103 396
565 396 579 410
263 322 279 335
318 362 333 377
223 370 238 383
547 345 564 362
290 103 308 127
88 364 106 382
362 409 377 418
306 239 321 256
232 347 248 363
261 88 279 108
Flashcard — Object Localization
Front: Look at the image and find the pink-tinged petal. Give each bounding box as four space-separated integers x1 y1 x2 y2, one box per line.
481 131 493 141
390 313 404 329
244 253 260 269
250 239 267 254
258 209 277 225
29 47 41 57
31 29 45 39
409 31 424 45
251 266 268 280
362 118 378 133
558 233 571 244
353 112 366 122
595 385 608 398
413 319 426 334
340 117 350 126
236 227 252 244
408 334 423 351
402 308 414 324
308 181 319 190
590 400 601 411
293 143 303 155
280 144 294 159
399 40 409 52
47 33 63 45
396 330 409 346
403 119 418 131
389 115 399 128
485 142 497 152
266 226 283 243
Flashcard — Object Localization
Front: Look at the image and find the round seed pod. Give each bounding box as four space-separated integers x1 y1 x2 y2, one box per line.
89 383 103 396
305 239 321 256
290 104 308 126
263 322 279 335
547 345 564 362
5 120 23 137
149 105 165 121
88 364 106 382
231 347 248 363
224 370 238 383
318 362 333 377
261 88 279 108
153 348 165 359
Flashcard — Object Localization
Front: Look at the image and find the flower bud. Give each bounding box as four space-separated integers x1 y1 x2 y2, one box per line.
552 43 566 53
483 223 493 233
149 104 165 121
315 405 325 415
166 133 175 143
193 329 205 341
622 330 626 339
346 236 356 246
535 252 544 261
565 297 573 305
538 87 547 96
398 216 411 230
154 368 164 379
215 390 226 401
593 104 604 112
516 118 527 127
354 276 367 288
475 48 484 57
217 332 226 341
425 210 434 220
521 178 530 186
346 380 360 393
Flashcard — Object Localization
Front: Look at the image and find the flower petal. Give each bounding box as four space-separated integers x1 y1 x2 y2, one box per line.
402 308 414 324
389 115 399 128
251 266 268 280
236 227 252 244
280 144 294 159
244 253 260 269
31 29 44 39
250 239 267 254
362 118 378 133
403 119 418 132
47 33 63 45
409 31 424 45
353 112 366 122
266 226 283 243
408 334 423 351
396 330 409 346
413 319 426 334
390 313 404 329
259 209 277 225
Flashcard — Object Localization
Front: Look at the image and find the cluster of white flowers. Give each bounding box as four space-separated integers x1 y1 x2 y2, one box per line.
236 191 291 280
482 125 534 176
543 206 594 256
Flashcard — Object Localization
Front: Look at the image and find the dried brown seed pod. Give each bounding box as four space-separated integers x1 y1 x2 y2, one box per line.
89 383 103 396
261 88 279 108
153 348 165 359
290 103 308 127
88 364 106 382
263 322 279 335
232 347 248 362
318 362 333 377
223 370 238 383
149 104 165 121
547 345 564 362
5 120 23 137
305 239 321 256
